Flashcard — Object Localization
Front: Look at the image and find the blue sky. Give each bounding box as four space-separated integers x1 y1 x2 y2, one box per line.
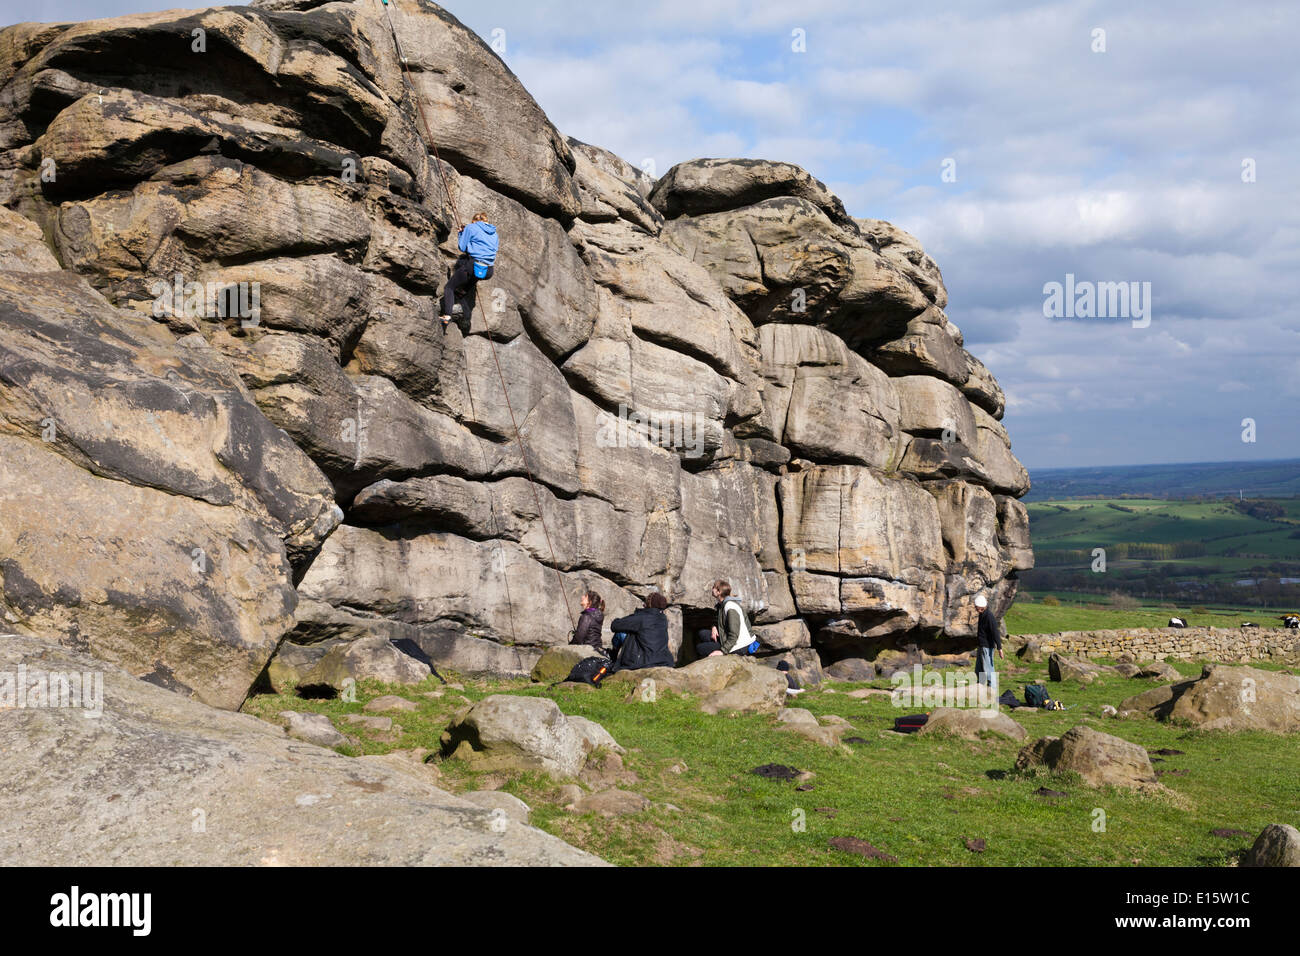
13 0 1300 470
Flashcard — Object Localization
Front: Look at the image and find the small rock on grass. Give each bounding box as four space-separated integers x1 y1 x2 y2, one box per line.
846 688 892 700
365 695 418 713
280 711 346 748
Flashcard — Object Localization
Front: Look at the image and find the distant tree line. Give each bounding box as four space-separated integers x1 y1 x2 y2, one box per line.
1034 541 1209 566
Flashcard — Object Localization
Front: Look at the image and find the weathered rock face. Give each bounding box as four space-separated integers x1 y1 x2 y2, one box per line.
0 633 601 865
0 0 1029 705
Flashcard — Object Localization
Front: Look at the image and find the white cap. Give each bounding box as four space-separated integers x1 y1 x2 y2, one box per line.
974 594 988 609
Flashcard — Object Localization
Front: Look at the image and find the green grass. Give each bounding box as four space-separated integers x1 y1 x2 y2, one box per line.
1004 598 1281 634
241 655 1300 867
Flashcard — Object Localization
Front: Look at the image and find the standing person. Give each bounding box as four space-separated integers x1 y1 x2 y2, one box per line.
974 593 1003 688
608 592 676 671
695 579 757 658
570 590 605 654
440 212 498 329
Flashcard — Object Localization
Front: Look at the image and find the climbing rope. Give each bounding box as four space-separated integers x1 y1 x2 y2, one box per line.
377 0 576 633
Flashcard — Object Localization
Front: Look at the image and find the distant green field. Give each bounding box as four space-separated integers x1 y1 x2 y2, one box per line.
1023 499 1300 605
1004 596 1288 635
1028 497 1300 553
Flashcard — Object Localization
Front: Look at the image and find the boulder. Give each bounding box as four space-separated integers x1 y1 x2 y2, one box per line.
299 636 431 692
281 711 347 748
776 707 819 727
918 707 1027 741
1118 664 1300 733
765 647 824 688
1018 641 1045 663
567 715 625 755
439 695 618 778
1137 661 1183 681
1049 652 1107 684
1015 726 1159 789
1166 665 1300 732
343 714 393 733
265 639 345 694
650 158 855 229
603 655 788 714
532 644 605 683
0 633 599 865
1243 824 1300 867
780 721 847 747
824 658 878 681
365 695 419 713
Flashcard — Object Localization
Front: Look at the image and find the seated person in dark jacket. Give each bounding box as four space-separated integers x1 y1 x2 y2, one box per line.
569 589 606 653
608 592 676 671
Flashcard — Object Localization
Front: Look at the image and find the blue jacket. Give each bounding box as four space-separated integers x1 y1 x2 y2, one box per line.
458 221 498 266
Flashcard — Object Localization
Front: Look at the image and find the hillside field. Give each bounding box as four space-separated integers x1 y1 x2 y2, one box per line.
1018 497 1300 608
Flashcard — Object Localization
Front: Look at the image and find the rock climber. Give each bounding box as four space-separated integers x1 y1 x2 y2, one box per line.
441 211 498 329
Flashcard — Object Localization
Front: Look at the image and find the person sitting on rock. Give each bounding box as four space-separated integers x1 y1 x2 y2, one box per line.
570 590 606 654
974 593 1003 688
440 212 498 329
695 579 758 658
608 592 676 671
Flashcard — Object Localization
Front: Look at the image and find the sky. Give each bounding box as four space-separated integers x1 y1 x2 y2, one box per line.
11 0 1300 470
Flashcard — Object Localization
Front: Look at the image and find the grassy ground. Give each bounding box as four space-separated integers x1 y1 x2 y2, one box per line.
1004 598 1280 634
242 652 1300 867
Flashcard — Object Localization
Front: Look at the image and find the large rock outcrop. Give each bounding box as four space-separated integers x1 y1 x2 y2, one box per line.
0 632 601 865
0 0 1030 707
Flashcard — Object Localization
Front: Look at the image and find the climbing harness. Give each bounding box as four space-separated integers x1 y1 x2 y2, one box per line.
377 0 576 634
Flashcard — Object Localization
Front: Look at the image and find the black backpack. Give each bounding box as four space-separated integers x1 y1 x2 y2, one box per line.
564 655 611 686
1024 684 1050 708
